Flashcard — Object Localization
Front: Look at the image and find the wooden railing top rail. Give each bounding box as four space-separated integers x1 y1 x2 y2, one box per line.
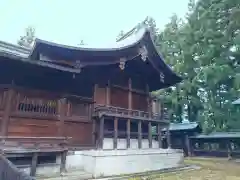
94 104 169 121
0 136 71 152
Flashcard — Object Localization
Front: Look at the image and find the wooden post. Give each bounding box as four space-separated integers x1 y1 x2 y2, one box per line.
106 80 111 105
127 119 131 148
227 140 232 160
138 120 142 149
157 123 162 148
1 88 14 136
92 119 96 148
60 150 67 173
113 117 118 149
146 84 152 118
57 98 66 137
30 152 38 177
148 122 152 148
93 84 98 107
185 134 191 156
166 126 172 148
99 117 104 149
128 78 132 109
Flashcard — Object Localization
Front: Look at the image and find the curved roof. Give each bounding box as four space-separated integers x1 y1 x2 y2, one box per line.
30 26 182 88
0 22 182 90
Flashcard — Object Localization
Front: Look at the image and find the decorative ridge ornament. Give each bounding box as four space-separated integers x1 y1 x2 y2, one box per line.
138 46 148 62
119 57 126 70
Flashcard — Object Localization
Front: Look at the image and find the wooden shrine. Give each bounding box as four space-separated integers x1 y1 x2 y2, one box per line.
0 25 182 177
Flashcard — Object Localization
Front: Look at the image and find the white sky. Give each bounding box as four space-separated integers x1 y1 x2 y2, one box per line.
0 0 189 46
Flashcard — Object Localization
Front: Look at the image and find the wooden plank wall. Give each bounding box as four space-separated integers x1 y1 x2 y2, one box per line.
0 87 93 147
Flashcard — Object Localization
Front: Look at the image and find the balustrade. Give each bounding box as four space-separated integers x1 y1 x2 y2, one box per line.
94 104 169 122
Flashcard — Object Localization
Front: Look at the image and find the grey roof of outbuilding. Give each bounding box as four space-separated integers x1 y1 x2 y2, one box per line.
232 98 240 105
190 132 240 139
162 122 199 131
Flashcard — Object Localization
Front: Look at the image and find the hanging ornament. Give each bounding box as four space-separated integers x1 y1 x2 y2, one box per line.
119 57 126 70
160 72 165 83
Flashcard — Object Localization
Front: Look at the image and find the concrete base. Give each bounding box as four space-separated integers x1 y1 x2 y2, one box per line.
66 148 184 178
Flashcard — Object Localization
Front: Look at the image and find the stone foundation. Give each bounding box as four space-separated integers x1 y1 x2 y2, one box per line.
66 148 184 178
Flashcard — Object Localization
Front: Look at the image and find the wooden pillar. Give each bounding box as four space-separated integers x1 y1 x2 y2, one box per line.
60 150 67 173
157 123 162 148
113 117 118 149
92 119 97 148
128 78 132 109
94 84 98 106
166 126 172 148
148 122 152 148
126 119 131 148
57 98 66 137
1 88 14 136
30 152 38 177
99 117 104 149
146 84 152 118
138 120 142 149
106 80 111 105
185 134 191 156
227 140 232 160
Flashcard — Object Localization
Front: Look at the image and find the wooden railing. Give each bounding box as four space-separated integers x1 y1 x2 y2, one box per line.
94 104 169 122
0 154 34 180
0 136 69 153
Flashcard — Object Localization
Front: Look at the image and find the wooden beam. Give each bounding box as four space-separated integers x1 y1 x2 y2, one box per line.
138 120 142 149
106 80 111 105
30 152 38 177
99 117 104 149
57 98 66 137
1 88 14 136
113 117 118 149
127 119 131 148
157 123 162 148
148 122 152 148
128 78 132 109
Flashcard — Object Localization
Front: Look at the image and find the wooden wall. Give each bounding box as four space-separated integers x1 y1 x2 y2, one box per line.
94 82 149 111
0 87 93 147
110 87 128 109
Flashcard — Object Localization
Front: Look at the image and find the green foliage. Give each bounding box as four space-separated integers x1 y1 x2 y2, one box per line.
153 0 240 132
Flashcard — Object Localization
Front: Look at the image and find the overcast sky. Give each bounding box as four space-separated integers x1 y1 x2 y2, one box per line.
0 0 189 46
